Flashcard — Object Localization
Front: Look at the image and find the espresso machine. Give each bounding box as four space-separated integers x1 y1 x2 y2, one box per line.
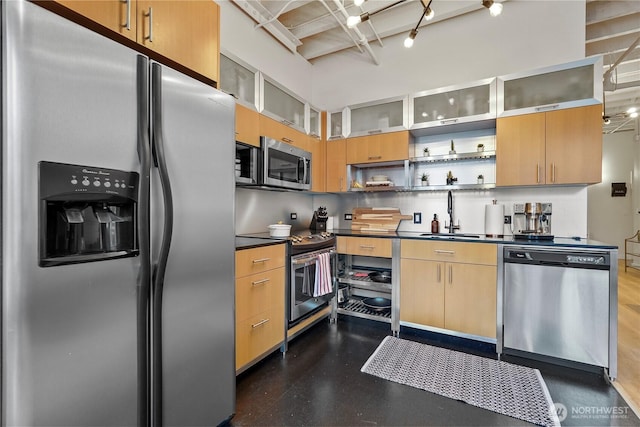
513 202 553 240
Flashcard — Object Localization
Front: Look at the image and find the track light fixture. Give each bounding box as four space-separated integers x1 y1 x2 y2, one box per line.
482 0 503 16
349 0 503 47
403 0 433 48
347 0 408 28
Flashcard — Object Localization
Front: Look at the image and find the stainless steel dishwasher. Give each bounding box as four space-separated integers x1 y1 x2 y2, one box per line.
502 246 616 378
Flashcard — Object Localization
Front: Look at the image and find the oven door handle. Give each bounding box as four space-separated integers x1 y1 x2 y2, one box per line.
291 249 336 266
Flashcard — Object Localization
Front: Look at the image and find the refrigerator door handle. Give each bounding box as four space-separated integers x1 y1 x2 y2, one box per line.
150 62 175 427
136 54 151 427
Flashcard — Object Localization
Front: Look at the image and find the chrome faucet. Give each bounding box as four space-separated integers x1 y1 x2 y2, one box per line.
446 190 460 234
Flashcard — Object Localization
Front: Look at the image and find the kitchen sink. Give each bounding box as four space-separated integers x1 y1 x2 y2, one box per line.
419 233 481 239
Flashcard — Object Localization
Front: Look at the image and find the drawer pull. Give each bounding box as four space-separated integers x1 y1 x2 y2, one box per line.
251 278 270 286
282 137 293 143
367 155 382 160
252 257 271 263
359 245 376 249
251 318 270 328
434 249 455 254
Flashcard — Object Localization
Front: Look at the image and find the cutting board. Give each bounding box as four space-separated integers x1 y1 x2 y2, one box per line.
351 207 412 232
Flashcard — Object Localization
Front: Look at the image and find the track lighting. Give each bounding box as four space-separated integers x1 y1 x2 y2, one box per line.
402 0 433 48
404 29 417 48
482 0 503 16
347 0 407 28
628 107 638 119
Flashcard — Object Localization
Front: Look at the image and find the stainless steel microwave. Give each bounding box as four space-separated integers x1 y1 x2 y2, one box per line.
261 136 311 191
235 142 259 186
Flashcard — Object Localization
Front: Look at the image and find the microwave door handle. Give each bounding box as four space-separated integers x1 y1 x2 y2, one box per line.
302 158 308 184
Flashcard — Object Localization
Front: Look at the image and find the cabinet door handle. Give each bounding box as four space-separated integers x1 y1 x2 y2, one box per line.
536 163 540 184
551 163 556 183
282 137 293 144
368 155 382 160
251 318 270 328
368 129 383 135
122 0 131 30
251 278 270 286
252 257 271 263
359 245 375 249
339 177 344 192
144 7 153 42
449 265 453 284
437 264 441 283
440 118 458 125
535 103 560 112
434 249 455 255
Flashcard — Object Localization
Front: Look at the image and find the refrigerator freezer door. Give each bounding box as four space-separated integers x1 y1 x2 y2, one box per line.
2 2 143 426
149 62 236 425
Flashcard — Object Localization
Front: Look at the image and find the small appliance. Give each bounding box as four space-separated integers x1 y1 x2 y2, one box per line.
261 136 312 191
235 141 260 186
513 202 553 240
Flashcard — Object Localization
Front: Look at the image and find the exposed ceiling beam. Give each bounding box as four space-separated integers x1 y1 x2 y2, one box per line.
586 31 640 57
586 0 640 25
586 12 640 42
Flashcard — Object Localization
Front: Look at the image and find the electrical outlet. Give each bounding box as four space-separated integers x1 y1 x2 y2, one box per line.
290 213 297 220
504 215 512 224
413 212 422 224
344 213 353 221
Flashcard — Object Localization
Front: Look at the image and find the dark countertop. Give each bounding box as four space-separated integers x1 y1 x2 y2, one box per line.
235 236 287 251
331 229 618 250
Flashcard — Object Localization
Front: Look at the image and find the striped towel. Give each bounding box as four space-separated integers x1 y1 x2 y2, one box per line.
313 252 333 297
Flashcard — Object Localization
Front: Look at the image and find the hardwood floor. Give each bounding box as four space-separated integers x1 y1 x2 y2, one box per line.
614 260 640 416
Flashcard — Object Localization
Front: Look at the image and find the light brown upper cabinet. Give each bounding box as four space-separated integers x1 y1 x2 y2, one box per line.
496 105 602 186
236 104 260 147
308 134 326 193
54 0 220 83
326 138 347 192
55 0 137 41
259 115 308 149
346 131 410 165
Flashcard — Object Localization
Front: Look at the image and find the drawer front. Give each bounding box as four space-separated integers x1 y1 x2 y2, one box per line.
337 236 392 258
236 307 285 370
401 240 497 265
236 267 285 322
236 244 286 277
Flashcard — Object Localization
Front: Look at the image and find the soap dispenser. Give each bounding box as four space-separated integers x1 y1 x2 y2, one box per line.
431 214 440 233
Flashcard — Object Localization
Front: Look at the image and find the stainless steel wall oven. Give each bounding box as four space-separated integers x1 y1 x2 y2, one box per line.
288 234 336 326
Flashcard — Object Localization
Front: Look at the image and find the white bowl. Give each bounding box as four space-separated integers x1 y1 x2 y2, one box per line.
268 224 292 237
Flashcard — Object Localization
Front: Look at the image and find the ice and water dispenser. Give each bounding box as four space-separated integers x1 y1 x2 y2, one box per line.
39 161 139 266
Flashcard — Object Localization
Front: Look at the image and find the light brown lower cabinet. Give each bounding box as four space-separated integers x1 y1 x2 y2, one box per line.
400 241 497 339
235 245 285 372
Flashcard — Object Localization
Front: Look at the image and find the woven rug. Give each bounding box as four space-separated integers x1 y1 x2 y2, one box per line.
361 336 560 427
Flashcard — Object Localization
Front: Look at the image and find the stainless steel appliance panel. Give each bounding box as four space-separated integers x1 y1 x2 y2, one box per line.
149 63 236 425
503 257 609 367
3 2 141 425
261 137 311 190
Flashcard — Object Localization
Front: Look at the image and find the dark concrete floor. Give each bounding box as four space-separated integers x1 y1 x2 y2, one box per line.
232 316 639 426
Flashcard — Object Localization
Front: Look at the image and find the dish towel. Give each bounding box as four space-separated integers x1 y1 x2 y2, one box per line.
313 252 333 297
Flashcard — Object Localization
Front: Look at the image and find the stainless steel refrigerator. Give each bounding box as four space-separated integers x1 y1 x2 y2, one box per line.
1 1 236 426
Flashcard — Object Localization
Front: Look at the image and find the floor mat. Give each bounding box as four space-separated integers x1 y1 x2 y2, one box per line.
361 336 560 427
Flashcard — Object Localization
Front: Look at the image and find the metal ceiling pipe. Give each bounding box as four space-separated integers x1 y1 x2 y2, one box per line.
254 0 297 29
603 33 640 89
330 0 380 65
317 0 365 54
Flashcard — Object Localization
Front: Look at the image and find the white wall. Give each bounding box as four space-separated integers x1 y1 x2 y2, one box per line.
588 131 636 249
310 1 586 110
218 1 313 101
220 0 586 110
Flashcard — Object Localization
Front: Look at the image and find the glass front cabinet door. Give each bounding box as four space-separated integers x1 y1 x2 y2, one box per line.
347 95 408 137
498 56 603 117
409 78 497 131
327 108 347 140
